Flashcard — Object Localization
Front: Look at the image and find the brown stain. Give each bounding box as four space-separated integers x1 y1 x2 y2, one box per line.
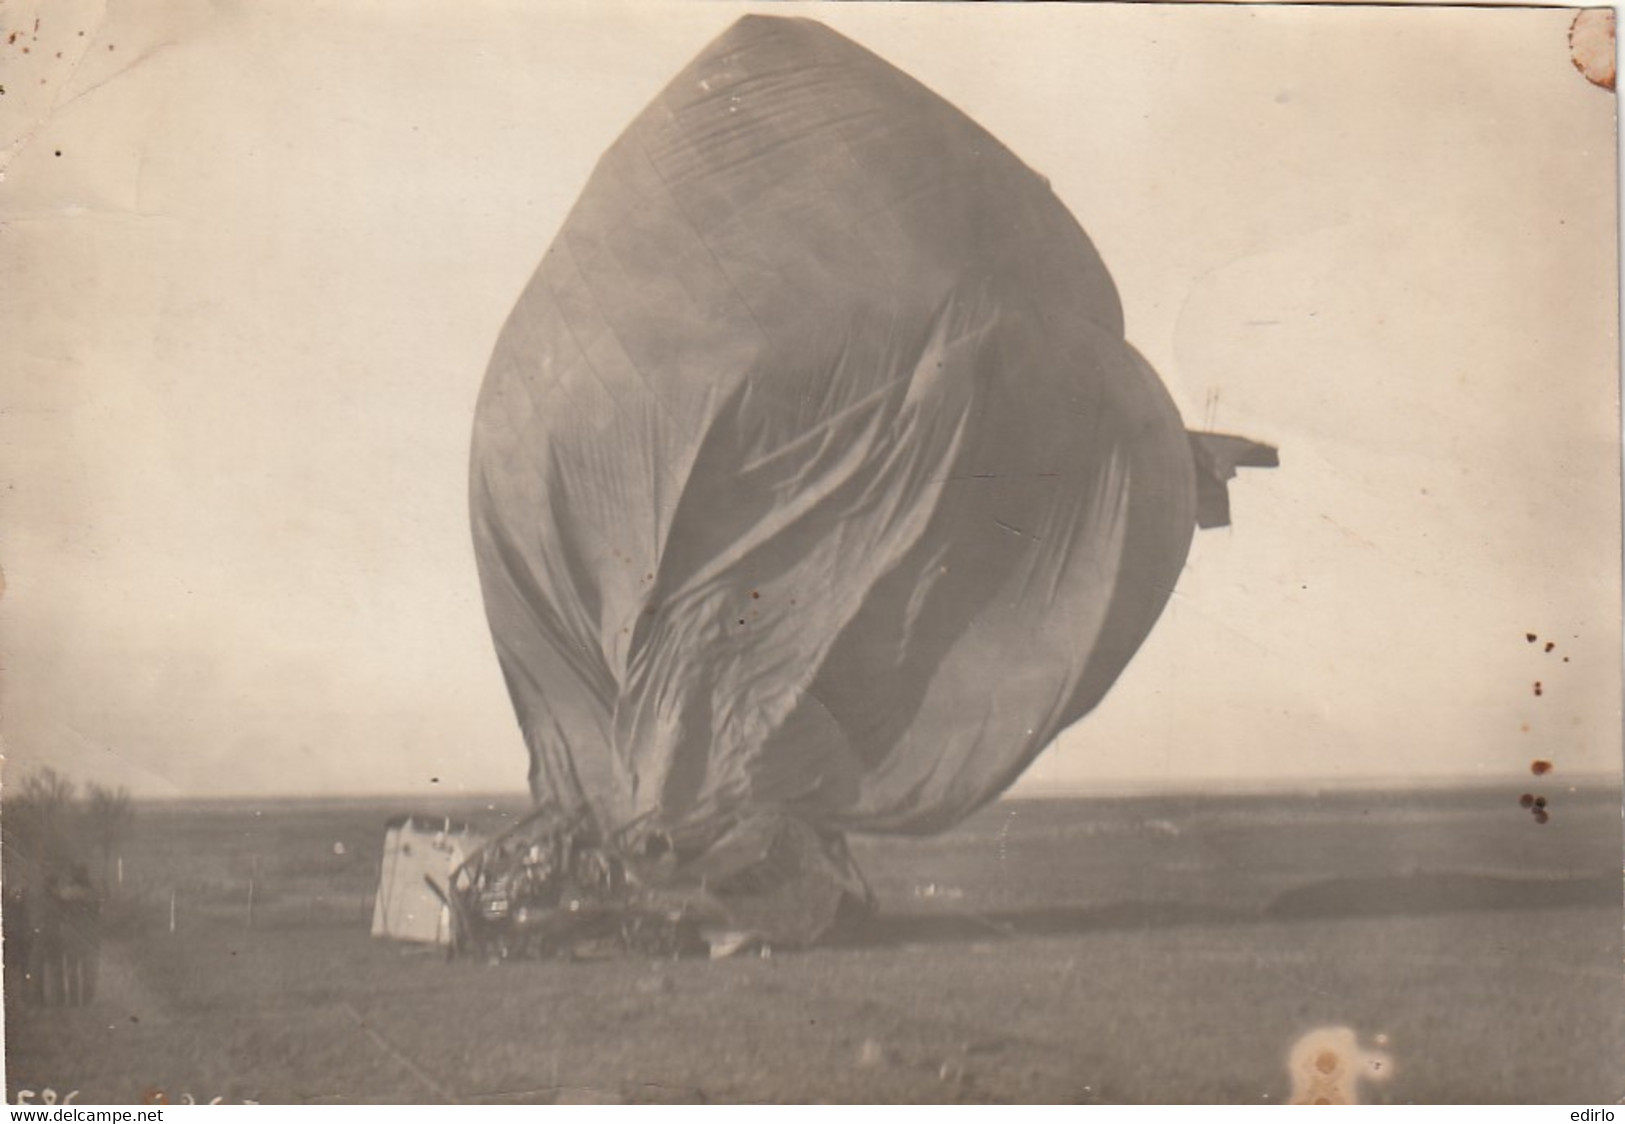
1544 641 1556 653
1571 9 1617 91
1531 759 1552 776
1533 681 1543 697
1525 632 1538 643
1287 1027 1392 1106
1522 791 1551 823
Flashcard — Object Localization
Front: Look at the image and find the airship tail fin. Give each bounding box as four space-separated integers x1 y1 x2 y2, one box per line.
1187 431 1278 529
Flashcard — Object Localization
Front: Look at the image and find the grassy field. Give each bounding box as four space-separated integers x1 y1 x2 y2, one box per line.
6 785 1623 1104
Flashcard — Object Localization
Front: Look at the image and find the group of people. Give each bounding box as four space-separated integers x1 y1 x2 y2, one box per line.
5 865 102 1007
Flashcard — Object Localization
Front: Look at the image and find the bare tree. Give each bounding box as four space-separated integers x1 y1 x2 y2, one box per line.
85 782 135 892
5 767 81 866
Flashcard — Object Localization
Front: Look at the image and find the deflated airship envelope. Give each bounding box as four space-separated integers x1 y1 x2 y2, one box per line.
470 15 1274 845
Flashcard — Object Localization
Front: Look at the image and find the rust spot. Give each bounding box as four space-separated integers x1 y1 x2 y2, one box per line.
6 32 16 45
1526 632 1538 643
1519 722 1530 733
1531 759 1552 775
1533 681 1543 697
140 1089 169 1106
1519 793 1535 808
1533 795 1547 809
751 590 760 599
1533 808 1550 825
1544 641 1555 653
1571 9 1616 91
1315 1051 1339 1075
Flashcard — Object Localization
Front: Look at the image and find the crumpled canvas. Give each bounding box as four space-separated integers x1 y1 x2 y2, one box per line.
471 15 1268 839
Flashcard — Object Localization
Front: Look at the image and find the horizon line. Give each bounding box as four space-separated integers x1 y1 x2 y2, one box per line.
66 769 1624 808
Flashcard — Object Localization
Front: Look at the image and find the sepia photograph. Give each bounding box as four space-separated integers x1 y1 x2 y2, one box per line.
2 0 1622 1105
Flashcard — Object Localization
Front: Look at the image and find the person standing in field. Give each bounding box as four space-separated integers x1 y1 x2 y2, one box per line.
56 865 101 1005
31 873 66 1005
3 885 33 1004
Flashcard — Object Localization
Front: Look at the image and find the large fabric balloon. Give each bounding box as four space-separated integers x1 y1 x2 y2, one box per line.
471 15 1273 842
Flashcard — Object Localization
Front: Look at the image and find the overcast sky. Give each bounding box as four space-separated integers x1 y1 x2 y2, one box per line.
2 1 1619 800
